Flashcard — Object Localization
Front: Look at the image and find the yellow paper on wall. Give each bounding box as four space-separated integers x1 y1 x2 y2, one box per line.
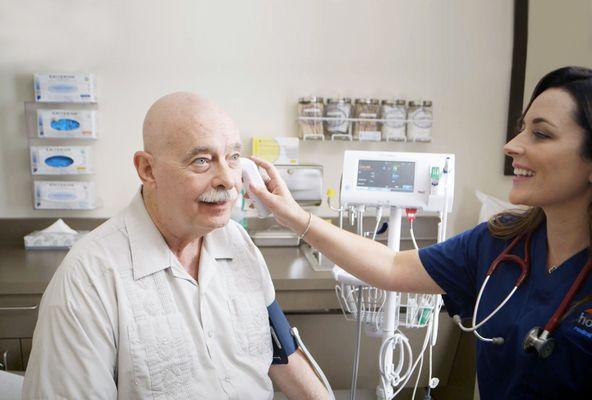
252 136 299 165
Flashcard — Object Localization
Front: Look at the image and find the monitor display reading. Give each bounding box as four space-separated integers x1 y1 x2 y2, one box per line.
356 160 415 192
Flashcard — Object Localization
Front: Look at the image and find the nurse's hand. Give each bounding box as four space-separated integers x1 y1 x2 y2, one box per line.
248 156 310 234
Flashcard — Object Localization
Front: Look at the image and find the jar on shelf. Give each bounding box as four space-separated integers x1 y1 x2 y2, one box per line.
297 97 324 139
324 97 352 139
381 99 407 142
407 100 433 142
353 98 381 141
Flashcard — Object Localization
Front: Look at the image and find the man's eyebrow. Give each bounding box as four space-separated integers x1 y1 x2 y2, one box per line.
182 146 212 163
230 142 242 151
532 117 557 128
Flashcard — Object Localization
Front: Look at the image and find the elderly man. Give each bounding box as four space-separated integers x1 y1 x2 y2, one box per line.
23 93 328 399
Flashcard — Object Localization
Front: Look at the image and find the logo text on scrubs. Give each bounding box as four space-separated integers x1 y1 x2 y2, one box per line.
573 308 592 339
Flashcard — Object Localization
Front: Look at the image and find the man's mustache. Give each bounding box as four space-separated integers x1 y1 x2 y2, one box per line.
198 188 238 203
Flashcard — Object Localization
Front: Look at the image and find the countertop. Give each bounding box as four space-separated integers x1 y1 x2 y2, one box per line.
0 243 335 295
0 217 437 312
0 244 65 295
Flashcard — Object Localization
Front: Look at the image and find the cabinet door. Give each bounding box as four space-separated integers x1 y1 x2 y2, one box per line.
21 339 32 371
284 313 460 390
0 295 41 338
0 339 23 371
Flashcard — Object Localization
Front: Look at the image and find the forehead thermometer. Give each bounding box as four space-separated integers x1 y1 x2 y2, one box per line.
240 158 271 218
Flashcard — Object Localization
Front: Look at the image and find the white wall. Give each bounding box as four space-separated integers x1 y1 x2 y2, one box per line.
0 0 516 235
524 0 592 102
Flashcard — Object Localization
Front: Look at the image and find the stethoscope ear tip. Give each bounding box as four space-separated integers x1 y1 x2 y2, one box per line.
491 337 504 345
453 312 505 344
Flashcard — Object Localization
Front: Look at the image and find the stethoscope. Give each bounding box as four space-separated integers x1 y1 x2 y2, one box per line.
453 231 592 358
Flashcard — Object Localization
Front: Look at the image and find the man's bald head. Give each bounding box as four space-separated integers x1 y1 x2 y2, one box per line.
135 92 243 241
142 92 238 156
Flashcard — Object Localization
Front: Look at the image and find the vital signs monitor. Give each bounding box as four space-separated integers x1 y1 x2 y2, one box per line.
340 151 455 212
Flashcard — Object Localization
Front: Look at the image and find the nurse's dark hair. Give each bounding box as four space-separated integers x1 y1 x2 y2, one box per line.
489 66 592 240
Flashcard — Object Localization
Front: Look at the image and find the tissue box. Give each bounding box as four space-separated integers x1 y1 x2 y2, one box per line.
24 231 87 250
30 146 93 175
24 219 88 250
34 73 97 103
33 181 96 210
37 109 97 139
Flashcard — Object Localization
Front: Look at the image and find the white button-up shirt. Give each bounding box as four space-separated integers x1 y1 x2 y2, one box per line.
23 192 276 399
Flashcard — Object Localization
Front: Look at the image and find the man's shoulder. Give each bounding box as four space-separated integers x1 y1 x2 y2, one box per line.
86 210 127 240
61 211 131 278
72 210 128 252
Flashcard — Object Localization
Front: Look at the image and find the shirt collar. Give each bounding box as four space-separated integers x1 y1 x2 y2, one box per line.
125 189 173 280
203 225 234 261
197 225 235 289
124 189 234 281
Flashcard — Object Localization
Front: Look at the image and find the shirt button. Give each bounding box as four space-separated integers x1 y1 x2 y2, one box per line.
224 376 231 382
208 330 213 338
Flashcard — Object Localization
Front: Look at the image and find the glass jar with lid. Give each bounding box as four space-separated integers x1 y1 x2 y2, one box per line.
324 97 352 139
406 99 433 142
381 99 407 141
297 97 324 139
353 98 381 141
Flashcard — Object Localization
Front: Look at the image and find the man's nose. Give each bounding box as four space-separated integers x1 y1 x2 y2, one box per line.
212 162 235 189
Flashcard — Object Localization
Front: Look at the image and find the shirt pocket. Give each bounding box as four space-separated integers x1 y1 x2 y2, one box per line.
227 292 273 360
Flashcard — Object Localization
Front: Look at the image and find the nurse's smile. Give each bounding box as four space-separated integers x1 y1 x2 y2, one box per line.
512 163 535 184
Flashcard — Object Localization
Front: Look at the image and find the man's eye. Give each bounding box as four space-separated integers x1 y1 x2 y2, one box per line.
230 153 240 161
193 158 209 166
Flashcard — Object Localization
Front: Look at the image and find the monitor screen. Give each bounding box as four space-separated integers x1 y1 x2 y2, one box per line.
356 160 415 192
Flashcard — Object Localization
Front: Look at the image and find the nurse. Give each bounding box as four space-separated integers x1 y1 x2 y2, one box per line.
249 66 592 398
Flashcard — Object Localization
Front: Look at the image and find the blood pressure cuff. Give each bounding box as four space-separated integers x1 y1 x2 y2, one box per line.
267 300 298 364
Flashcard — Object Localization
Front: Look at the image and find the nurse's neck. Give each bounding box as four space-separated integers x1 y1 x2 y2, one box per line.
544 202 590 268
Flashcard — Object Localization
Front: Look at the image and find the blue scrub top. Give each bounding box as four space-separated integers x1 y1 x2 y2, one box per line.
419 221 592 399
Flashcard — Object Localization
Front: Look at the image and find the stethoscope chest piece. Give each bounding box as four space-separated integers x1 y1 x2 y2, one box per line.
523 326 555 359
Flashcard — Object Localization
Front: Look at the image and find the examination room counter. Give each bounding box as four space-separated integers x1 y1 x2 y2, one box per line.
0 218 476 398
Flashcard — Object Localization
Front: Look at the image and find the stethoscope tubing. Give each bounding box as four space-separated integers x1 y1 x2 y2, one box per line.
455 232 531 344
544 257 592 333
455 230 592 351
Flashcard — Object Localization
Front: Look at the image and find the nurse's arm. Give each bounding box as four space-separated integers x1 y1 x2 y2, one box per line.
250 157 444 294
269 349 330 399
300 215 443 294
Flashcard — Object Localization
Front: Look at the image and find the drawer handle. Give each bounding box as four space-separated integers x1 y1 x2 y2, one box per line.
0 304 39 311
0 350 7 371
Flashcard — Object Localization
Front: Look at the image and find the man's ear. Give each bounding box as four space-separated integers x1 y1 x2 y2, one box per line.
134 151 156 186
